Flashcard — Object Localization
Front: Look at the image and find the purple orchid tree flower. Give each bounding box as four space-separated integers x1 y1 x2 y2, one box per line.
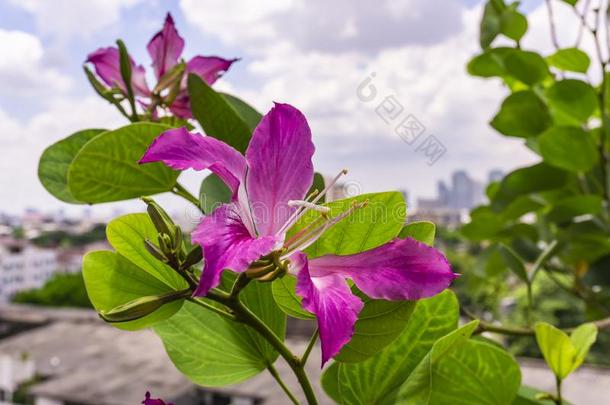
140 103 458 366
142 391 173 405
86 13 237 119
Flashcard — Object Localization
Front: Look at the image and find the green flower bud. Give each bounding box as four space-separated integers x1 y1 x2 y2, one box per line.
99 289 190 323
142 197 176 237
183 245 203 268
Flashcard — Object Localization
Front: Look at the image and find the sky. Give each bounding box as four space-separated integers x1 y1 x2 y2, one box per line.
0 0 587 219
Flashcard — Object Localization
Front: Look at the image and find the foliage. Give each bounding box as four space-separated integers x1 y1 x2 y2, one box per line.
12 272 92 308
32 5 608 405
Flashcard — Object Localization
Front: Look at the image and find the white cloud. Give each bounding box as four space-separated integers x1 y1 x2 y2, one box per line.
0 29 71 96
181 0 541 199
9 0 142 39
0 97 125 215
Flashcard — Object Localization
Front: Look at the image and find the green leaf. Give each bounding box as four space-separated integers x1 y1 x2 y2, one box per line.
83 251 184 331
535 322 597 379
67 123 178 203
480 1 503 49
491 163 570 210
154 280 286 386
396 322 521 405
491 91 552 137
546 80 597 124
570 323 598 370
467 48 511 78
561 0 578 5
539 126 598 172
271 275 315 320
498 244 529 283
220 93 262 133
335 290 416 363
511 385 561 404
308 172 326 203
547 48 590 73
188 74 252 153
505 50 548 85
38 128 105 203
321 291 459 404
399 221 436 246
460 210 505 241
501 195 545 220
199 173 232 214
547 195 603 223
500 7 528 41
288 192 406 258
106 213 187 290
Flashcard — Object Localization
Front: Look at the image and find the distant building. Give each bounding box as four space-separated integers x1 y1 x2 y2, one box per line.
0 243 58 303
413 169 496 227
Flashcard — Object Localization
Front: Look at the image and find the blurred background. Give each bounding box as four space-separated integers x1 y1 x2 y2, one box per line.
1 0 609 404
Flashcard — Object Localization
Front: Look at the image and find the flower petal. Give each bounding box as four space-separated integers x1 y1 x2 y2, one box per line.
246 103 315 236
167 92 192 119
142 391 173 405
86 47 150 97
309 237 458 301
192 204 279 296
186 56 238 85
139 127 246 196
147 13 185 79
293 252 363 366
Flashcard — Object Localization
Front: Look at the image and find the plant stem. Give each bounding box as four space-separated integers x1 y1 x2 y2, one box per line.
555 376 563 405
301 329 319 366
545 0 560 50
464 308 610 336
267 363 300 405
187 298 236 321
172 182 201 210
205 289 319 405
233 300 319 405
526 283 533 327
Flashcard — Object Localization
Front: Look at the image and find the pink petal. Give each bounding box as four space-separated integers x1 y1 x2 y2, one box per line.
186 56 238 85
192 204 279 296
86 47 150 97
139 127 246 196
142 391 173 405
167 92 192 119
293 252 364 366
147 13 185 79
309 237 458 301
245 103 315 236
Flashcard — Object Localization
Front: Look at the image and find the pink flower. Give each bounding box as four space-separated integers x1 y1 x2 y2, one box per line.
86 13 237 119
140 103 458 366
142 391 173 405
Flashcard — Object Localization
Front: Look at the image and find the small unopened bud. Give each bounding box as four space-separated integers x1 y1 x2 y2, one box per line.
99 289 190 323
183 245 203 268
158 233 173 256
144 239 167 262
153 62 186 94
142 197 176 237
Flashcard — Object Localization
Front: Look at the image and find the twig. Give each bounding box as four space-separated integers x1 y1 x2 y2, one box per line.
545 0 561 50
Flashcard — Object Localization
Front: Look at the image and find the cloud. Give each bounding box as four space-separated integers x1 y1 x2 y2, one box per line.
8 0 142 40
0 97 125 215
180 0 540 199
0 29 71 96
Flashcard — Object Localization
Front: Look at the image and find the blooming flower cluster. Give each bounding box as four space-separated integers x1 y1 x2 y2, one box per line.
140 103 458 365
86 13 236 119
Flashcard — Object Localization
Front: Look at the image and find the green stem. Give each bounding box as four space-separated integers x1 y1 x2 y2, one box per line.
172 182 201 210
555 376 563 405
205 290 319 405
187 298 236 321
234 300 319 405
301 329 319 366
267 363 300 405
526 283 533 327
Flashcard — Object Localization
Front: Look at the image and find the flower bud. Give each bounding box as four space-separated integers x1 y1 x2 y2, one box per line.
183 245 203 268
99 289 190 323
144 239 167 262
153 62 186 94
142 197 176 237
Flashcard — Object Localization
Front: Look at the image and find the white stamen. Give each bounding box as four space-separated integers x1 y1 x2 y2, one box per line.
277 169 348 236
288 200 331 214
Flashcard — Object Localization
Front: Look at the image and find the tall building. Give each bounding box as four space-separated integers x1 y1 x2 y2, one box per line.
0 242 58 303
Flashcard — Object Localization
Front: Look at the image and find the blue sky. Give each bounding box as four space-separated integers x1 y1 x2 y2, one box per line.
0 0 563 218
